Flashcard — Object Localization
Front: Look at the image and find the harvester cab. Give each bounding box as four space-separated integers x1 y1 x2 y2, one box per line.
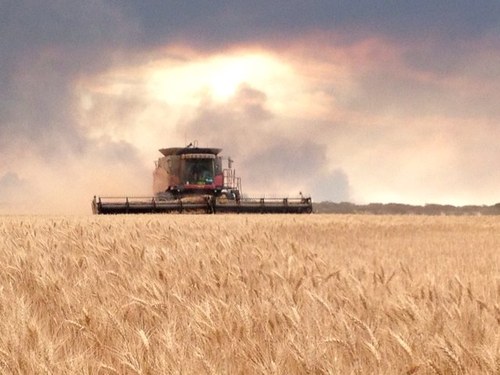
153 146 240 200
92 144 312 214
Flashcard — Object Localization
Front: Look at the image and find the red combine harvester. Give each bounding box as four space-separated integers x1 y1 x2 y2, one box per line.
92 144 312 214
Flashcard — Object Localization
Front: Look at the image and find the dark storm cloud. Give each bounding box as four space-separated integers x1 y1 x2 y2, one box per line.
2 0 499 156
0 0 138 156
121 1 500 48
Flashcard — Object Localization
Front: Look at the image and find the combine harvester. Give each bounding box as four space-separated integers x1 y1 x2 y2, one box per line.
92 144 312 214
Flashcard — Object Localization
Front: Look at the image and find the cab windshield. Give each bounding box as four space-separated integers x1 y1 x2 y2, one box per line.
182 159 214 185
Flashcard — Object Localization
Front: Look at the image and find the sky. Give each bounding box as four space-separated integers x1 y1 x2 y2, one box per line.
1 1 500 214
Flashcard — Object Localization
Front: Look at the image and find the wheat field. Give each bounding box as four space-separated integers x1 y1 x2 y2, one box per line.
0 214 499 374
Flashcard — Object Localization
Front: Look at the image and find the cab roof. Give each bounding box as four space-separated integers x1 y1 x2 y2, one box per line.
159 147 222 157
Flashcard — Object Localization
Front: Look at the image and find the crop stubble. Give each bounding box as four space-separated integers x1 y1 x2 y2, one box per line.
0 214 499 374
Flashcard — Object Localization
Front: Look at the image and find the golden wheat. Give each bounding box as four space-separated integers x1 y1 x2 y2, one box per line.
0 214 498 374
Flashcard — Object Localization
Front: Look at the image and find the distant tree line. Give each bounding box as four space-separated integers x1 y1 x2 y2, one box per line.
313 201 500 215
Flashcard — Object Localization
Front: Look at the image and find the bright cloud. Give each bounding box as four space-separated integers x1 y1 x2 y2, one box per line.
75 48 319 159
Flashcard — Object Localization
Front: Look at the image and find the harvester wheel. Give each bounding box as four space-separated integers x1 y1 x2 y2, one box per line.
156 191 174 201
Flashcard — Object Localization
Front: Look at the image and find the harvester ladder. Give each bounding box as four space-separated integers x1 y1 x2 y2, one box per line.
223 169 242 193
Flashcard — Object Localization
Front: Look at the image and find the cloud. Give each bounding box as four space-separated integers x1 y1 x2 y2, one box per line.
0 1 151 214
119 1 500 50
2 1 500 213
178 84 350 199
70 36 500 206
0 0 139 154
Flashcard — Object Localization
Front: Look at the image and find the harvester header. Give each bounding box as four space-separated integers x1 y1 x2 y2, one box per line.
92 144 312 214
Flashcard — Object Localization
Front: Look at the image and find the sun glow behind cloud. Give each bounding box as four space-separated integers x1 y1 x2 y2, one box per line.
76 48 319 157
148 53 290 102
